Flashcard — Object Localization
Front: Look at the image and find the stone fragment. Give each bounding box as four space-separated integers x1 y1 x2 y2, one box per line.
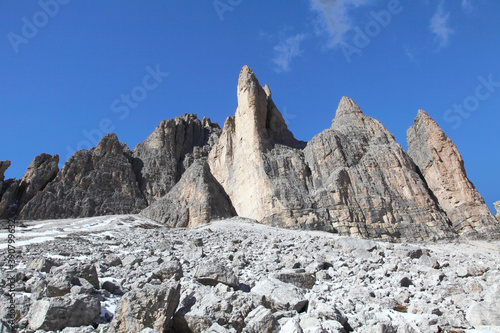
27 295 101 331
251 278 308 312
194 260 238 288
27 257 57 273
109 281 181 333
271 269 316 289
466 284 500 326
242 305 278 333
280 319 303 333
153 260 183 282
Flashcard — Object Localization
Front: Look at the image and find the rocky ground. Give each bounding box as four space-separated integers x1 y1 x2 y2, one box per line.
1 215 499 333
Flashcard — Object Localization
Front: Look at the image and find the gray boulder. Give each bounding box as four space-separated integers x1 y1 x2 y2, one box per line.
251 278 308 312
243 305 278 333
109 281 181 333
271 269 316 289
27 294 101 331
194 260 238 288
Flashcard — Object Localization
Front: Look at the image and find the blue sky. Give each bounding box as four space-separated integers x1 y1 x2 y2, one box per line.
1 0 499 211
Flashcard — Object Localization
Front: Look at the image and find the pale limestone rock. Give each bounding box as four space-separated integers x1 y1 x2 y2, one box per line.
208 66 455 240
208 65 310 224
407 110 499 236
494 201 500 221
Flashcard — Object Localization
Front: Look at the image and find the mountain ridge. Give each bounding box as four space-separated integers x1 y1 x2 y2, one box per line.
1 66 498 241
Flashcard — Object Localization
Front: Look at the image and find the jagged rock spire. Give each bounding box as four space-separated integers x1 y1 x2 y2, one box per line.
407 109 499 236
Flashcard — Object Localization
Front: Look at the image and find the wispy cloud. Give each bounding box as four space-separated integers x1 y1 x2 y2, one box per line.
403 44 416 63
309 0 374 48
273 33 306 73
461 0 473 12
429 1 454 49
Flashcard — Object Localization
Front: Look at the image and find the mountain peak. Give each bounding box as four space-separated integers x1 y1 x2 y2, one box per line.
335 96 363 118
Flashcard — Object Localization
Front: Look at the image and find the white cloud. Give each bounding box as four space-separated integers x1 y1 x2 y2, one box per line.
273 33 307 73
429 1 454 49
309 0 375 48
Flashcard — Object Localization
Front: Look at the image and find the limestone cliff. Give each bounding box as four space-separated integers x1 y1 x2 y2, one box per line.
207 66 454 240
132 114 221 205
302 97 454 240
140 159 235 227
407 110 499 236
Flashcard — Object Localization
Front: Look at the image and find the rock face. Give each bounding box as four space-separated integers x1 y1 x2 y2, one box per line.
0 154 59 219
0 160 10 185
302 97 453 240
19 134 147 219
208 66 454 240
495 201 500 221
208 65 309 223
132 114 221 205
407 110 499 236
140 159 235 227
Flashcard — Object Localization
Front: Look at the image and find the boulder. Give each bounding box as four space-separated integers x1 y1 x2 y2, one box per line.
140 159 236 227
51 262 100 289
109 281 181 333
27 294 101 331
466 284 500 326
153 260 183 282
27 257 57 273
251 278 308 312
132 113 221 205
19 134 147 219
271 269 316 289
194 260 238 288
407 110 500 236
242 305 278 333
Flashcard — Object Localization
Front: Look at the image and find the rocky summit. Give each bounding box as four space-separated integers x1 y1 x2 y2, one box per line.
2 65 499 241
